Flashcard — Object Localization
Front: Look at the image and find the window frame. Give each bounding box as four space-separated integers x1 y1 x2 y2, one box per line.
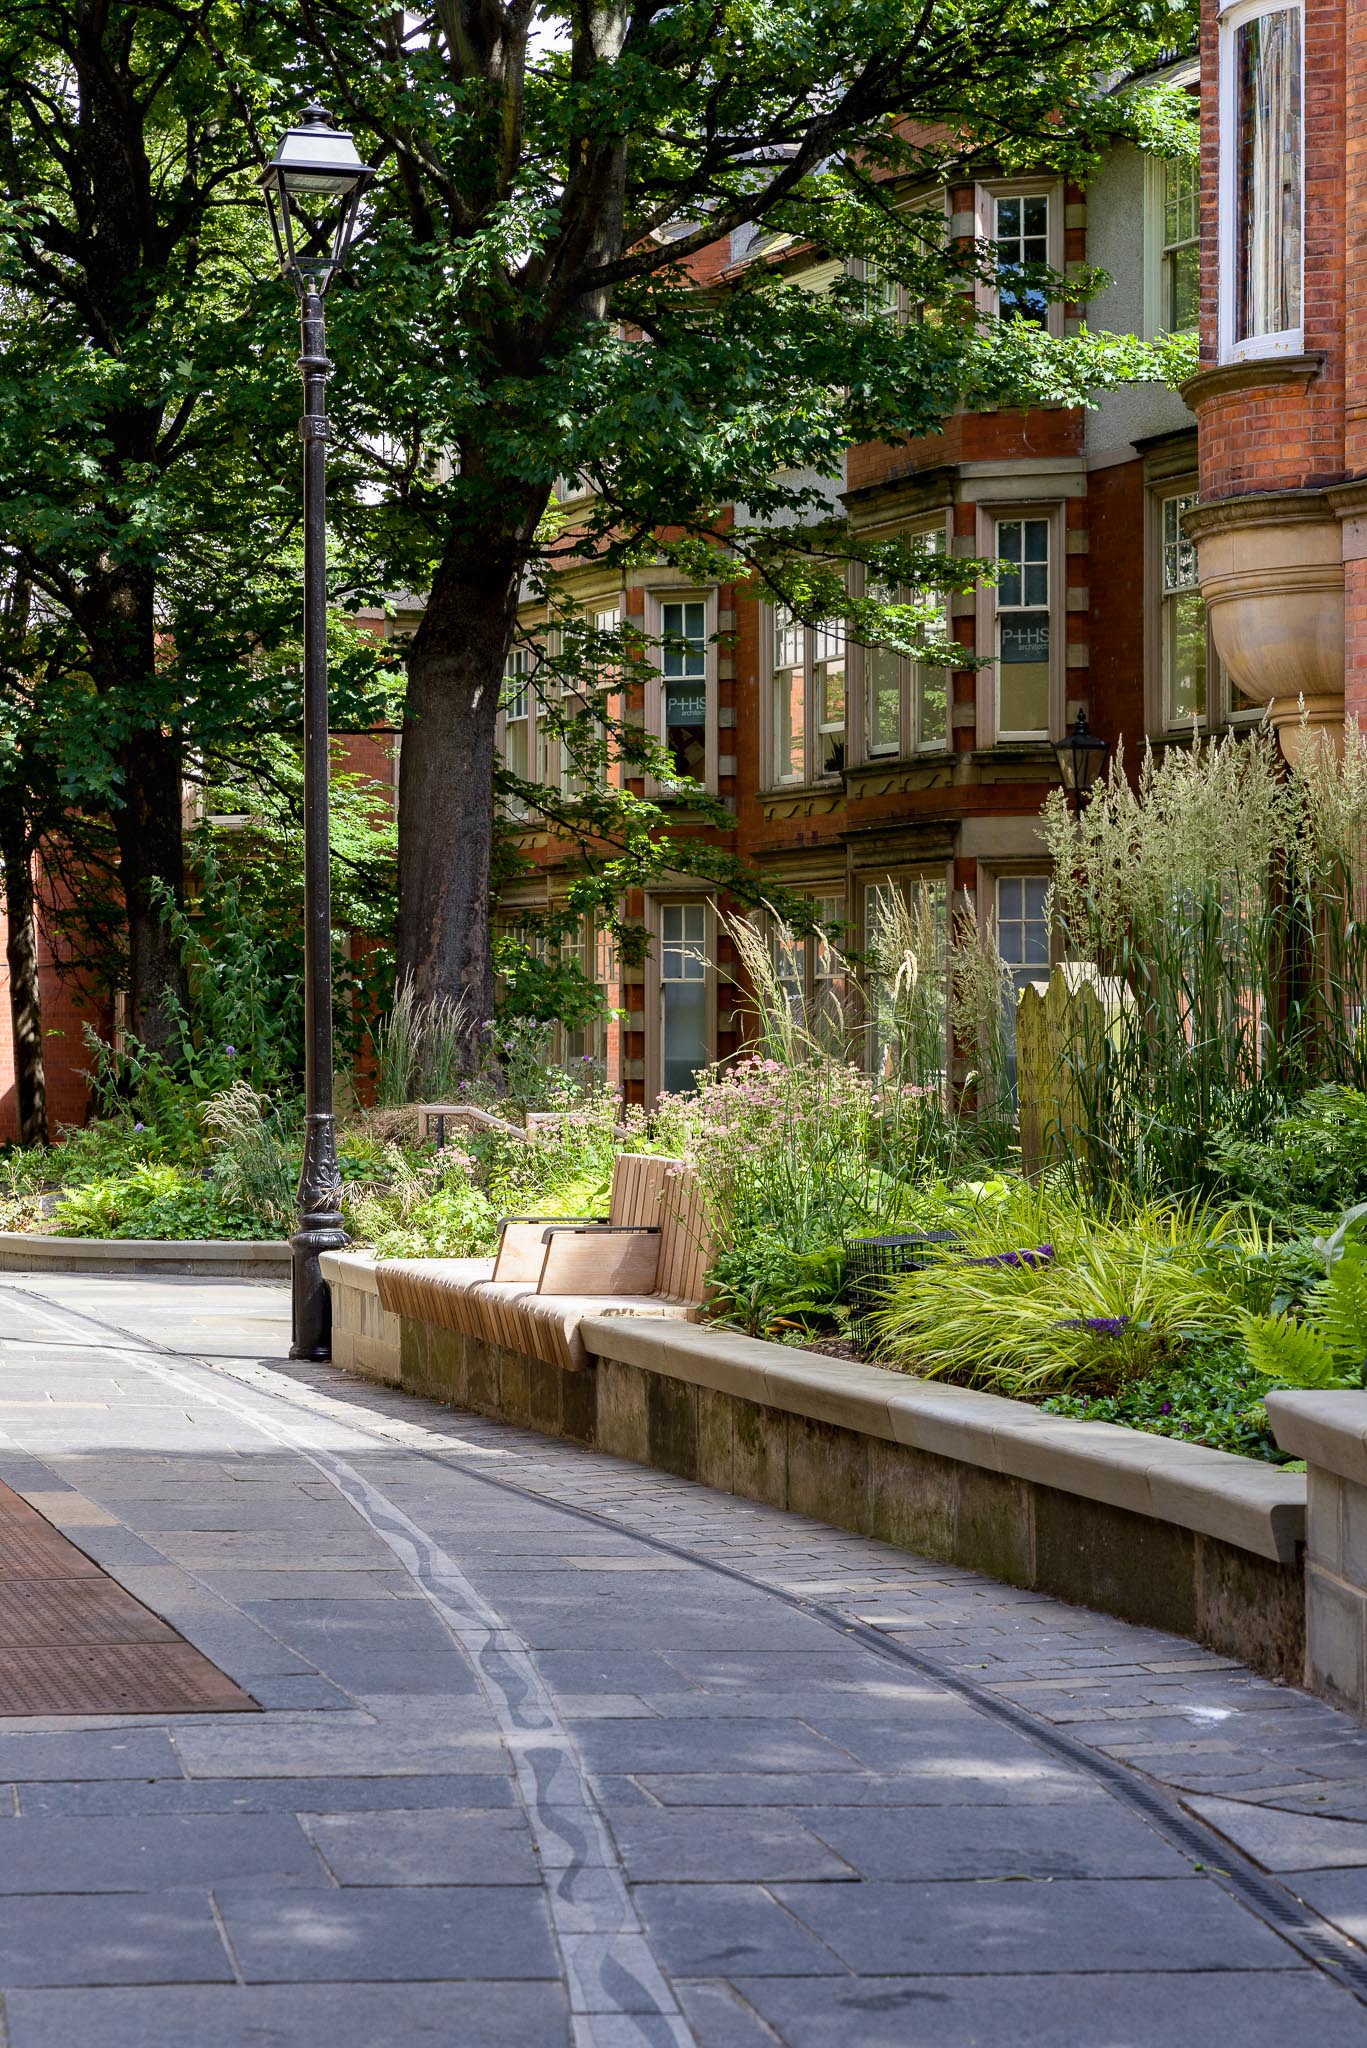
1217 0 1305 364
771 891 847 1042
496 643 536 821
1144 479 1261 734
643 586 719 797
550 911 618 1070
975 502 1066 747
560 599 624 797
851 518 954 767
977 179 1066 339
761 599 849 790
646 894 717 1103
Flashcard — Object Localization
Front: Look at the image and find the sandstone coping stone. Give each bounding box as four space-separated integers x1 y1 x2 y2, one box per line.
0 1232 291 1278
1266 1390 1367 1487
584 1319 1305 1565
1268 1391 1367 1715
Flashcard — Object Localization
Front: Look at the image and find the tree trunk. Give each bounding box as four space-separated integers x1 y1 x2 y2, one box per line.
86 560 188 1058
114 727 187 1058
396 521 535 1061
0 803 47 1147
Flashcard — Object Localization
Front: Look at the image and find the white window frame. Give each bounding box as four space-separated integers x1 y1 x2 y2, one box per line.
977 180 1065 339
1217 0 1305 363
551 912 617 1069
1145 481 1262 734
497 644 536 821
976 504 1065 747
991 872 1053 993
855 521 955 765
646 895 717 1102
771 892 847 1039
1144 153 1201 338
763 604 849 789
643 587 719 797
559 600 623 797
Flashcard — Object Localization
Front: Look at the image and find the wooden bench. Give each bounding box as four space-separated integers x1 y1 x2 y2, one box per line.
374 1153 713 1372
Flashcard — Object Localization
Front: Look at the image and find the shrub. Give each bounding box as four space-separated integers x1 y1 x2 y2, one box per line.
346 1148 499 1259
1208 1086 1367 1228
54 1163 271 1241
1239 1207 1367 1390
200 1082 299 1229
1042 724 1367 1200
1043 1341 1287 1463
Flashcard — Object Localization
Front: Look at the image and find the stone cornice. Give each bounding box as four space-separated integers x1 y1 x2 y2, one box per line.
1179 353 1325 410
1182 487 1337 542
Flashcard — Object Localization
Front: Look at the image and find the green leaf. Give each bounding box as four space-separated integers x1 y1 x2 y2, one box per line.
1239 1311 1354 1390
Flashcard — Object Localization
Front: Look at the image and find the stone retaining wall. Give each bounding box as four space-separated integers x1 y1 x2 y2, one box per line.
0 1233 292 1280
324 1251 1306 1682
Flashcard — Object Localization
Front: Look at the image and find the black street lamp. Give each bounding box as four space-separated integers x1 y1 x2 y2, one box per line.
259 105 372 1360
1052 708 1108 813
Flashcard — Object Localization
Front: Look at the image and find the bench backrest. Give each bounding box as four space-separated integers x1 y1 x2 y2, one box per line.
608 1153 678 1228
654 1166 714 1305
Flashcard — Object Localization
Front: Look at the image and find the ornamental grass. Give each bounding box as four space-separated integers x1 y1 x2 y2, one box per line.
868 1188 1268 1396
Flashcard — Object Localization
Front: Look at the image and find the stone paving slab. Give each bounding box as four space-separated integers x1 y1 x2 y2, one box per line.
3 1272 1367 2045
724 1971 1367 2048
2 1982 570 2048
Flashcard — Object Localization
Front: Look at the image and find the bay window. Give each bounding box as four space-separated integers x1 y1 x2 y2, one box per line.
861 536 951 762
1219 0 1303 357
769 609 847 785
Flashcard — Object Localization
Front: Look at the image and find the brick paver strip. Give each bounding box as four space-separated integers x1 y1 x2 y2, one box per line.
0 1478 254 1717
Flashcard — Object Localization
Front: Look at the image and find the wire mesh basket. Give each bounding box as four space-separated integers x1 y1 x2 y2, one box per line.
845 1231 960 1343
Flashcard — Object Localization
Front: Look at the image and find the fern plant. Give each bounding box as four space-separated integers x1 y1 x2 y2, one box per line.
1240 1230 1367 1390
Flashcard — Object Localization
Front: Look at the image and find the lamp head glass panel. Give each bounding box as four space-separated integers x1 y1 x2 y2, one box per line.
1052 711 1107 799
260 105 372 290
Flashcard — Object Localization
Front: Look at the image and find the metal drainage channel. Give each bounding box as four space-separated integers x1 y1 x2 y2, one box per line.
8 1278 1367 2009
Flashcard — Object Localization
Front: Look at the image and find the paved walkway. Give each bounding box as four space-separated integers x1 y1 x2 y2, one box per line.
1 1275 1367 2044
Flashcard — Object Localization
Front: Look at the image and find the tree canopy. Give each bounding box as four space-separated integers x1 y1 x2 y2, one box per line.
0 0 1200 1090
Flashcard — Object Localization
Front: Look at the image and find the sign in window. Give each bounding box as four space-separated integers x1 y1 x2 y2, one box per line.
661 600 708 782
995 518 1051 737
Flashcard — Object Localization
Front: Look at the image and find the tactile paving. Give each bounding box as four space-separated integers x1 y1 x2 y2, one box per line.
0 1481 256 1715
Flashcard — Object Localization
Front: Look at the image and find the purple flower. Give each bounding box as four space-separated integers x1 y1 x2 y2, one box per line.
975 1243 1055 1270
134 1122 145 1132
1160 1400 1173 1415
225 1045 236 1059
1058 1314 1130 1338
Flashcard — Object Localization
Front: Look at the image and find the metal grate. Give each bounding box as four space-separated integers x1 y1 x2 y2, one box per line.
0 1482 256 1717
845 1231 960 1343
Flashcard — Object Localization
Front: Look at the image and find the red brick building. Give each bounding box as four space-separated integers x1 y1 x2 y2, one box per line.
487 77 1258 1107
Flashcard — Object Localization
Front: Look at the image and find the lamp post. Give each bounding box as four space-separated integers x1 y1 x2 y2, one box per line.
1052 708 1108 814
259 105 372 1360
